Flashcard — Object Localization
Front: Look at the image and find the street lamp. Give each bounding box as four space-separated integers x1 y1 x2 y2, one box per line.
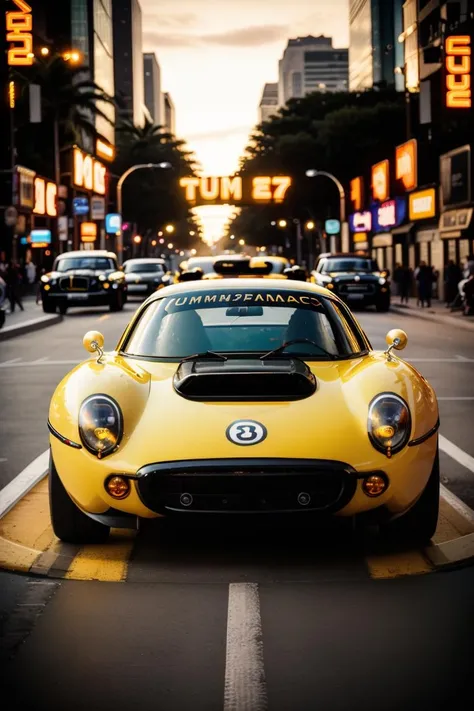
165 224 175 234
278 219 287 228
116 162 172 264
306 221 315 230
239 239 245 246
167 243 174 249
305 169 346 249
133 235 142 244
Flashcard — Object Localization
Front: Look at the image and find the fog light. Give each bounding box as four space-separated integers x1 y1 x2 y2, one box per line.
103 282 110 289
105 475 130 499
362 475 387 497
44 284 51 291
327 283 334 289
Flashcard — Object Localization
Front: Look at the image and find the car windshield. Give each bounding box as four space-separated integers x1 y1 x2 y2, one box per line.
124 263 164 274
322 258 379 273
55 258 116 272
122 288 366 360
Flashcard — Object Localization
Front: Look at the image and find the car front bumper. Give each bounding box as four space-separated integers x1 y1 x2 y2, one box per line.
42 290 115 306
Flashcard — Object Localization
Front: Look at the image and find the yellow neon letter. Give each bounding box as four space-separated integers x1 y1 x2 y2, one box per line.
252 177 272 201
179 177 199 201
446 36 471 55
46 183 57 217
220 176 242 201
199 177 220 201
272 176 292 201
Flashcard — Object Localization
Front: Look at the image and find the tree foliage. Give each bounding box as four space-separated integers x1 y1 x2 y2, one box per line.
228 89 406 249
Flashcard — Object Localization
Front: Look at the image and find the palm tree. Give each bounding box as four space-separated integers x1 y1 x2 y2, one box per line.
14 54 114 183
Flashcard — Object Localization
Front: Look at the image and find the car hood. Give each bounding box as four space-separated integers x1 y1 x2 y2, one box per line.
49 352 438 473
47 269 116 278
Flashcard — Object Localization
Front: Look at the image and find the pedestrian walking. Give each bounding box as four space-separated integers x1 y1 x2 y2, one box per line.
444 260 462 307
394 263 412 305
414 261 433 308
5 261 24 313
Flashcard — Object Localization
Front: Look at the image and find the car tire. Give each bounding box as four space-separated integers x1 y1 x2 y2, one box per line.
380 445 440 545
109 290 124 312
58 304 68 315
49 454 110 544
42 299 56 314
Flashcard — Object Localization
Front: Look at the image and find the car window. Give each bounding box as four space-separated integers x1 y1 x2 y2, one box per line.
122 288 366 360
55 258 116 272
322 258 379 273
185 258 217 274
125 263 164 273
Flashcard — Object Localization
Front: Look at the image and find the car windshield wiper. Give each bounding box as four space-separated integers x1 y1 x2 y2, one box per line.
180 350 228 362
260 339 338 360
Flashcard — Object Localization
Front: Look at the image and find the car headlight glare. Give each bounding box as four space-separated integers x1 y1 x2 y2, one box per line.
79 395 123 458
368 393 411 457
41 275 50 283
379 277 386 285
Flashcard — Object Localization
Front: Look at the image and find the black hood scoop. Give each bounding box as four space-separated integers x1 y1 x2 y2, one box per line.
173 357 317 401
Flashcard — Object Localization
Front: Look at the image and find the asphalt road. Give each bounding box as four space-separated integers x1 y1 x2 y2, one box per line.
1 301 474 710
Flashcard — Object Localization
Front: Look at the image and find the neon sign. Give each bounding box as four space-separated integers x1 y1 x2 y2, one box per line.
371 197 406 233
349 212 372 233
179 176 292 206
350 177 363 211
7 1 33 66
445 36 471 109
396 139 417 191
371 160 390 202
73 147 106 195
33 177 57 217
409 189 436 220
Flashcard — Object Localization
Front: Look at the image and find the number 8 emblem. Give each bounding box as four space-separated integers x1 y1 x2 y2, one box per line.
226 420 267 446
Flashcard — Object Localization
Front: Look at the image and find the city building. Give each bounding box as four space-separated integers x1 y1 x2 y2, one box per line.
163 93 176 135
143 53 164 125
278 36 348 107
258 83 279 123
112 0 146 126
349 0 405 91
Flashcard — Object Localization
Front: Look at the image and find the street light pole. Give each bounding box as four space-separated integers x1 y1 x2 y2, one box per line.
306 169 346 251
116 162 171 264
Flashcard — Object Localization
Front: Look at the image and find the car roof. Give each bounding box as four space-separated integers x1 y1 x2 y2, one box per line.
318 253 370 259
147 277 330 302
124 258 166 264
56 250 117 260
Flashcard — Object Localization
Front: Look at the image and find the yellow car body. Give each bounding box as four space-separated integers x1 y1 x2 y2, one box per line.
48 278 439 544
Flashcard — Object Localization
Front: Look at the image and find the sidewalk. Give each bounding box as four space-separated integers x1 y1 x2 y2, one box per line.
0 295 62 342
390 298 474 332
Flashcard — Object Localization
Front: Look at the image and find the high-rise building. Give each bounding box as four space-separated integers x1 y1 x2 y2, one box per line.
163 93 176 135
28 0 116 148
258 83 279 123
143 53 164 125
349 0 405 91
112 0 145 126
278 36 348 107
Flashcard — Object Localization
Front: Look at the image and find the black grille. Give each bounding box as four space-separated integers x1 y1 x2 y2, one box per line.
60 276 89 291
338 282 375 295
135 458 357 514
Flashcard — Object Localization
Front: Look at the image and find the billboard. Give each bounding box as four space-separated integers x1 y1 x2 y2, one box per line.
349 211 372 233
371 198 407 233
440 145 471 208
179 176 292 206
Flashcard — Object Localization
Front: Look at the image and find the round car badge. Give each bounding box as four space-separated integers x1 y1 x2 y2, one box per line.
226 420 267 446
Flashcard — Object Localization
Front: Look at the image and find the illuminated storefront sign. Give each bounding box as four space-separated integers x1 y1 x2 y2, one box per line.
96 139 115 161
325 219 340 235
6 0 33 66
396 139 417 191
409 188 436 220
349 211 372 233
445 36 471 109
73 147 106 195
371 160 390 202
179 176 292 206
33 177 57 217
15 166 35 208
371 197 407 233
350 177 363 210
105 214 122 233
80 222 97 242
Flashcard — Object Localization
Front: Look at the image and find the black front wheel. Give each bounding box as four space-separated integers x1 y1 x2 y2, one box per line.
42 299 56 314
49 454 110 544
58 303 68 315
380 446 440 545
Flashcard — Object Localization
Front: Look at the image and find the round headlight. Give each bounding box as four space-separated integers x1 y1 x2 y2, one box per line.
368 393 411 457
79 395 123 458
378 277 386 285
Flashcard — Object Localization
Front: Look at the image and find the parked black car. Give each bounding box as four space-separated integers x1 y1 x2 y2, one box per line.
311 253 390 312
40 250 127 315
123 258 169 296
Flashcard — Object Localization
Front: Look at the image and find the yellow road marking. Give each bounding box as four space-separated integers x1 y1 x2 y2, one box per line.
64 529 136 581
98 314 110 322
0 478 55 573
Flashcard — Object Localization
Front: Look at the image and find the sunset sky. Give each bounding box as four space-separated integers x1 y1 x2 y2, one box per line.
140 0 349 243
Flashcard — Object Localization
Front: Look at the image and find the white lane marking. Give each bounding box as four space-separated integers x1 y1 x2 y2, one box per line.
439 435 474 475
0 449 49 519
440 485 474 524
0 458 7 463
224 583 267 711
438 397 474 401
30 357 49 364
0 358 22 366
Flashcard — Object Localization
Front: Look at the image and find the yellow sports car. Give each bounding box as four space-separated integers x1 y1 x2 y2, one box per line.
48 278 440 545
